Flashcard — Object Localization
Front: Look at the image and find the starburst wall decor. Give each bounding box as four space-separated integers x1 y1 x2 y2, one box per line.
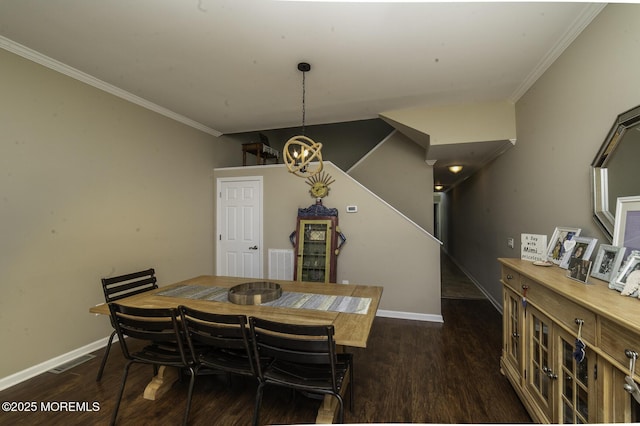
306 171 335 199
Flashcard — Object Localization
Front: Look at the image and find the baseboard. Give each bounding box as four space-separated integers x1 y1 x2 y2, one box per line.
0 336 114 392
377 309 444 323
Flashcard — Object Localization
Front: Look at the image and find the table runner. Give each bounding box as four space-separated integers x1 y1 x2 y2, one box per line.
157 284 371 315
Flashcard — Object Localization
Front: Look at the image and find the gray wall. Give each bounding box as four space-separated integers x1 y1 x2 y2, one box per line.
0 48 239 379
448 4 640 308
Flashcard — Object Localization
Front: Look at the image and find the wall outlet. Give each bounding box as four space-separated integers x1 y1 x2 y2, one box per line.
341 280 349 284
507 237 514 249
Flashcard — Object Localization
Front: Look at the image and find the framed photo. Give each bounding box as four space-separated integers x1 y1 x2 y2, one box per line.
614 253 640 295
591 244 626 284
559 237 598 269
613 196 640 252
546 227 582 265
567 258 592 284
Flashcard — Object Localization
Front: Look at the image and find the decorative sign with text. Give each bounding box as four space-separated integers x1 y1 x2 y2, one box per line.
521 233 548 262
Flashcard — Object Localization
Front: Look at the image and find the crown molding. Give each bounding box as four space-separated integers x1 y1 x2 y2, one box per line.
0 36 222 137
509 3 607 103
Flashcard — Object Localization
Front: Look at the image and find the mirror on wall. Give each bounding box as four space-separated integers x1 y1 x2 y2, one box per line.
592 105 640 242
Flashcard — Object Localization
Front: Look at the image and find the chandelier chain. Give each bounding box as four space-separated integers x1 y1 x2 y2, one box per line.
301 70 306 135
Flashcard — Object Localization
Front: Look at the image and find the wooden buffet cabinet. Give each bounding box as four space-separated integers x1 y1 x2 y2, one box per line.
499 258 640 423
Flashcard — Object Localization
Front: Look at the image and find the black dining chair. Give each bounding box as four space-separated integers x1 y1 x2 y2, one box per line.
108 303 195 426
178 306 259 421
248 317 353 425
96 268 157 381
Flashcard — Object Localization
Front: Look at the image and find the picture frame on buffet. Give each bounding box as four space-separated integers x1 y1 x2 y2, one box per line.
614 252 640 295
546 226 581 265
613 195 640 252
567 258 592 284
559 236 598 269
591 244 626 285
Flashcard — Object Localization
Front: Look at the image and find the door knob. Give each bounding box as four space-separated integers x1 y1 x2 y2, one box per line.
249 245 258 250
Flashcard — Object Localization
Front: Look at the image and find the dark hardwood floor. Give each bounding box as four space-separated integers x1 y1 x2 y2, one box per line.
0 260 531 425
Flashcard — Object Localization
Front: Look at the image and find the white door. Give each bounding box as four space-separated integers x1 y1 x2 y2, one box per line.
216 177 263 278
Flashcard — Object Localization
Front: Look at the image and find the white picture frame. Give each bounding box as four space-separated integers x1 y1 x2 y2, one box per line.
546 227 581 265
591 244 626 284
559 236 598 269
613 195 640 252
614 253 640 295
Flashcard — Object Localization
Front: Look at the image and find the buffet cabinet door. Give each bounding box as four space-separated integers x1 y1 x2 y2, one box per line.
525 305 555 423
502 286 523 384
555 327 597 423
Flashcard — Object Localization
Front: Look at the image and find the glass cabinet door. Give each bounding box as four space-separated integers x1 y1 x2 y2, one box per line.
507 288 521 365
296 219 331 282
557 328 596 423
502 287 522 381
526 306 555 422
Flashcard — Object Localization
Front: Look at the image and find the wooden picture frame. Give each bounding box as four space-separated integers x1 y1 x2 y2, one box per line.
613 196 640 252
614 252 640 295
546 227 582 265
559 236 598 269
591 244 626 285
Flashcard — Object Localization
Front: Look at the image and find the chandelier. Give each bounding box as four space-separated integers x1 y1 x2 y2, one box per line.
283 62 323 178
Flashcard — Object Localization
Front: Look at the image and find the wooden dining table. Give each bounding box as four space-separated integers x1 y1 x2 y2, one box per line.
90 275 383 424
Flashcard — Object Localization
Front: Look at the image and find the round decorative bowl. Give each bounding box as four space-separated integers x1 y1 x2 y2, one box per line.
228 281 282 305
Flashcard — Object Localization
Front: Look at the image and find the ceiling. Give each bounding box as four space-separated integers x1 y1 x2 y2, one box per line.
0 1 604 188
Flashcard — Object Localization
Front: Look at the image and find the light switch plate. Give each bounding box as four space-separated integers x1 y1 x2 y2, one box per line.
346 205 358 213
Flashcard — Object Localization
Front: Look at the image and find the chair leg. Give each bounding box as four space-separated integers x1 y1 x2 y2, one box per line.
96 330 116 381
110 360 133 426
349 356 354 412
253 382 265 426
334 393 344 424
182 367 197 426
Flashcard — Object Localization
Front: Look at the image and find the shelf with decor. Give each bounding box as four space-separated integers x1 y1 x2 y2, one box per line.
290 201 345 283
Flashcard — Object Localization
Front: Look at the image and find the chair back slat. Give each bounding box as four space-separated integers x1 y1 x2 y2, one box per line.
189 325 249 351
118 326 178 343
102 268 156 286
254 332 332 364
117 317 178 343
102 268 157 302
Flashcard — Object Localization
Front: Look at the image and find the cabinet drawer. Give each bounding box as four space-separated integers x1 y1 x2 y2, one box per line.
600 318 640 371
522 277 596 344
502 267 520 293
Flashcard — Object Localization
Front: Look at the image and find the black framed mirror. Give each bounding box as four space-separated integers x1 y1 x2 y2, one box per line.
592 105 640 241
